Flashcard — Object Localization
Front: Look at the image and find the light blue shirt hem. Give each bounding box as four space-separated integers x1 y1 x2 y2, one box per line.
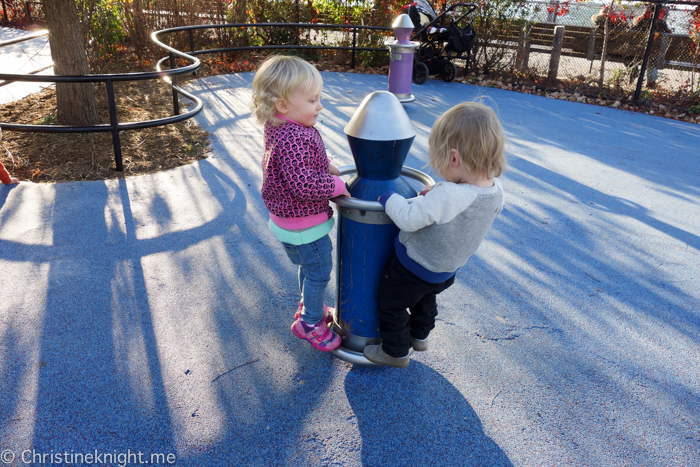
269 218 335 245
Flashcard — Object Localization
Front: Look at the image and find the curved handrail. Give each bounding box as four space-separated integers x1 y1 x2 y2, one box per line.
0 28 203 171
0 21 393 173
156 22 392 34
151 22 392 69
332 165 435 211
0 42 199 83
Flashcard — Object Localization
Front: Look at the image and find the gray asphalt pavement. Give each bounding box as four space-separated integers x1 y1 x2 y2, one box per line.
0 64 699 466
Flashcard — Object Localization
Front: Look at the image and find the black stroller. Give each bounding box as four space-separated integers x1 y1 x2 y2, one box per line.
404 1 477 84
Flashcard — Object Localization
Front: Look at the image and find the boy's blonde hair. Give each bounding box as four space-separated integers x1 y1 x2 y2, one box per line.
251 55 323 125
428 102 507 178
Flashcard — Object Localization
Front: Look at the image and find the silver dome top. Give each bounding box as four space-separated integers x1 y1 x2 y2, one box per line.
344 91 416 141
392 14 415 30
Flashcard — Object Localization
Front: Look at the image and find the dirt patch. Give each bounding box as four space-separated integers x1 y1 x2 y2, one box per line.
0 77 210 183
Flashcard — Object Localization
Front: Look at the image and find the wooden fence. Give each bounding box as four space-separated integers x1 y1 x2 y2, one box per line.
498 21 699 79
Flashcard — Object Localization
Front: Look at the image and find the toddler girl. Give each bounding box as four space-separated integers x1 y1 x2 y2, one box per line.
251 55 350 352
365 102 507 368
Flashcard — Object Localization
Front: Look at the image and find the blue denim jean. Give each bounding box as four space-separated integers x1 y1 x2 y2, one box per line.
281 234 333 325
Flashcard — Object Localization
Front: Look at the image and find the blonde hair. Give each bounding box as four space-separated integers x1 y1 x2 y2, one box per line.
428 102 507 179
251 55 323 125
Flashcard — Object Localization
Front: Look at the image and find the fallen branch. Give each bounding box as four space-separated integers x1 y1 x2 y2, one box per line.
585 272 600 283
211 358 259 383
3 144 15 164
491 389 503 407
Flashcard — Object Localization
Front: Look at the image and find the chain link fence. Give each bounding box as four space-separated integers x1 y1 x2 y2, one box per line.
468 0 700 104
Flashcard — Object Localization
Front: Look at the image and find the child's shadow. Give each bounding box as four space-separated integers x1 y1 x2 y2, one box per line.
345 361 513 467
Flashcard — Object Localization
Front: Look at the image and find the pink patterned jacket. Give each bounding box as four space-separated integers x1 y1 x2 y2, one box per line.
261 121 345 229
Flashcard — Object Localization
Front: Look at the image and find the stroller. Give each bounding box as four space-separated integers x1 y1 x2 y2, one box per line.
404 1 477 84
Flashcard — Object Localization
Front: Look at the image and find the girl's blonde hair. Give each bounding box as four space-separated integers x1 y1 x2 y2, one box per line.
251 55 323 125
428 102 507 178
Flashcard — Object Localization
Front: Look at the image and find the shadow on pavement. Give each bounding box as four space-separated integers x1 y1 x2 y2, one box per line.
345 363 513 466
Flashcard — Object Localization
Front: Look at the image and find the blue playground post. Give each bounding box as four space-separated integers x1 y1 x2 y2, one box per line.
331 91 434 366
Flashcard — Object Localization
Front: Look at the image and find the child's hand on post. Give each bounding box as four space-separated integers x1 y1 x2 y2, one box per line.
331 164 349 196
419 185 434 196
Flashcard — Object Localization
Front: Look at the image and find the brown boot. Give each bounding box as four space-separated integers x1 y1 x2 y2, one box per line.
410 337 428 352
363 344 409 368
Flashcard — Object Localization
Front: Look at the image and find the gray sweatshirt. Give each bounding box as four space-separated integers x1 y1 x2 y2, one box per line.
383 178 504 281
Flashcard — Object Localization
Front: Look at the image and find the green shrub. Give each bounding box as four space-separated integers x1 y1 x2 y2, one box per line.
79 0 127 59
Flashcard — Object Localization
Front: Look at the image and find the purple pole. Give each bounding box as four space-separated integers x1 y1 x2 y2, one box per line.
386 14 419 103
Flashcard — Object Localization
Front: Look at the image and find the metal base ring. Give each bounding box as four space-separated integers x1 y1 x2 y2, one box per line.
329 325 414 366
330 345 380 366
330 344 415 366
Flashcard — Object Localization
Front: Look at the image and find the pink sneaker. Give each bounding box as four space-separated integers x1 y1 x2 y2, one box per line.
291 317 341 352
294 303 334 325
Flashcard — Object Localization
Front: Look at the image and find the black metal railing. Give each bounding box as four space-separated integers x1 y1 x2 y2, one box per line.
0 22 391 172
0 28 202 171
25 1 42 21
630 0 700 102
155 22 392 69
153 22 392 113
0 0 43 24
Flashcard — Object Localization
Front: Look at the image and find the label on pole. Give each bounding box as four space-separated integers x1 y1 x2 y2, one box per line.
391 53 402 61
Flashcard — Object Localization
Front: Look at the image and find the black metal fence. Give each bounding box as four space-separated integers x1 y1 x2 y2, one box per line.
0 22 391 172
0 0 42 24
0 29 203 171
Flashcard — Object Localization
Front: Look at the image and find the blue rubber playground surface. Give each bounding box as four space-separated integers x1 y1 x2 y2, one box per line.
1 66 699 466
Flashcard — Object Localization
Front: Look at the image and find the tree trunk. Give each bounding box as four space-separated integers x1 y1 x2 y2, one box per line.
44 0 99 126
